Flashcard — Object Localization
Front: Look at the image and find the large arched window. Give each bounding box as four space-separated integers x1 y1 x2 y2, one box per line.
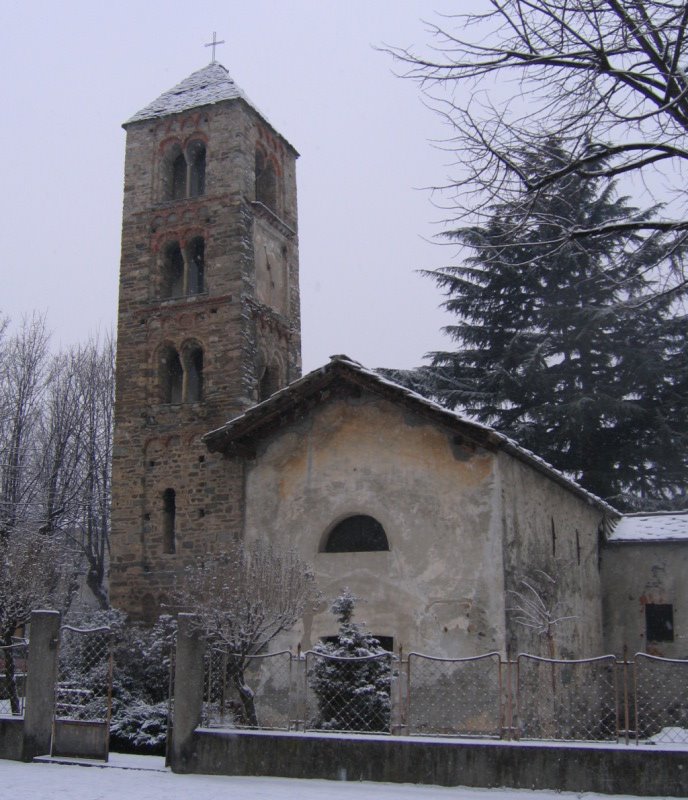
159 345 183 404
255 148 277 211
323 515 389 553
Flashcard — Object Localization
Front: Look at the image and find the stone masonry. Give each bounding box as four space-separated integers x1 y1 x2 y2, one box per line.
109 64 301 619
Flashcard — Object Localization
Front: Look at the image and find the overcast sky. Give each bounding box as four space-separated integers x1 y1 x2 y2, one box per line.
1 0 471 373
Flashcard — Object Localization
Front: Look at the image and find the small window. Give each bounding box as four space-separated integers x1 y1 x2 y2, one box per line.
259 364 280 401
255 148 277 211
171 153 186 200
162 488 176 554
323 515 389 553
188 140 206 197
187 237 205 294
646 603 674 642
161 242 185 298
159 346 183 403
185 345 203 402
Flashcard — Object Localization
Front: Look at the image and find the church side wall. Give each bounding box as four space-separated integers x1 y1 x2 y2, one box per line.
601 542 688 658
241 393 507 657
496 452 606 658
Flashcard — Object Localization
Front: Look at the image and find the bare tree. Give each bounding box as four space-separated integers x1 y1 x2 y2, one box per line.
0 314 50 538
0 316 114 609
507 570 577 660
389 1 688 292
0 529 70 712
174 540 319 725
38 335 115 608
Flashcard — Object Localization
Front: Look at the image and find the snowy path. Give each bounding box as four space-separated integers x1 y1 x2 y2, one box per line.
1 756 664 800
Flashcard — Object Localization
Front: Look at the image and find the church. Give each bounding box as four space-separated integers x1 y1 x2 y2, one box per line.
109 61 688 661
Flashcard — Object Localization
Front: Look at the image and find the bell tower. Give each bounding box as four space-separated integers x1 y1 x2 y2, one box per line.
109 63 301 619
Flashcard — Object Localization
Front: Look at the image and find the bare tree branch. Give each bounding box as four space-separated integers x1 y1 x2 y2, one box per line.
385 1 688 291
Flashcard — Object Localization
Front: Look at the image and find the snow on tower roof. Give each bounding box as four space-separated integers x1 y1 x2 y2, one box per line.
607 511 688 543
125 63 290 148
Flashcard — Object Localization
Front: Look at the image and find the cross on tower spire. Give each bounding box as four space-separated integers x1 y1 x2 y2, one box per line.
204 31 225 63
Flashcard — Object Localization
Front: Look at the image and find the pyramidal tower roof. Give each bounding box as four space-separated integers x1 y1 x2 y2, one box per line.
125 62 266 126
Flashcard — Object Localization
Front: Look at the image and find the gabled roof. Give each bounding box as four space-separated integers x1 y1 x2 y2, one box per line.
607 511 688 543
204 355 617 515
125 63 295 151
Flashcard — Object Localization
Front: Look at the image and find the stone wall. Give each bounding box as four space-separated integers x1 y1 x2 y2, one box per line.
110 95 301 617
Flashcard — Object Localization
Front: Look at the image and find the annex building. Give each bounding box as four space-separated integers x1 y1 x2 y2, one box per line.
109 61 688 661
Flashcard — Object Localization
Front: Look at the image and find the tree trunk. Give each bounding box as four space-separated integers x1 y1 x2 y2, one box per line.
86 563 109 610
230 664 258 727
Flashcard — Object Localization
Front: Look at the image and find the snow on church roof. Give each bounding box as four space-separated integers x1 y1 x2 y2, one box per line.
125 62 284 141
607 511 688 543
204 354 618 515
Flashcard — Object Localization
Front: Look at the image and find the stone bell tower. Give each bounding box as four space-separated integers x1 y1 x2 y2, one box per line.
109 62 301 619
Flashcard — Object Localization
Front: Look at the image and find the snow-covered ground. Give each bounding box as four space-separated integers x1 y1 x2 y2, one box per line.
1 754 669 800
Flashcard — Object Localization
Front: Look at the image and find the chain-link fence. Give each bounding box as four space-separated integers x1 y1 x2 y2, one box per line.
55 625 112 722
0 640 29 716
516 654 618 741
407 652 503 737
203 648 293 730
634 653 688 744
189 643 688 744
304 650 394 733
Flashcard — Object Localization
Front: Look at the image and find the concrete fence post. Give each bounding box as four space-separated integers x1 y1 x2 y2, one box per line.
170 613 205 772
22 609 61 761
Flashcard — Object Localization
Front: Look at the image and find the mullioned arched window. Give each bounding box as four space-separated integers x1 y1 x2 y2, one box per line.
161 139 207 201
160 237 205 298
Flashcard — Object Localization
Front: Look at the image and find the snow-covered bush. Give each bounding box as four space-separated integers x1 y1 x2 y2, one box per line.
62 609 176 754
308 590 392 732
109 700 169 751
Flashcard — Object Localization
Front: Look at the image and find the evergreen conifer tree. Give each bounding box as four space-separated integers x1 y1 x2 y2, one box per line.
391 141 687 509
309 590 392 732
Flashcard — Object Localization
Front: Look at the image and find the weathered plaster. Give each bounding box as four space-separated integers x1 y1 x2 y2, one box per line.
602 542 688 658
496 452 606 658
242 392 507 657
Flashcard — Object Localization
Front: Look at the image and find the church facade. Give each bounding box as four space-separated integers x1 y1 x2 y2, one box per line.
110 63 688 660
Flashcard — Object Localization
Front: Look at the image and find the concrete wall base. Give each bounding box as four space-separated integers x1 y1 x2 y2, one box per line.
172 729 688 797
52 719 109 761
0 717 24 761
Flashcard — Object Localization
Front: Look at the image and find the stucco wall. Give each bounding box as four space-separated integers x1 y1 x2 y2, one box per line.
495 452 606 658
602 542 688 658
242 392 507 657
